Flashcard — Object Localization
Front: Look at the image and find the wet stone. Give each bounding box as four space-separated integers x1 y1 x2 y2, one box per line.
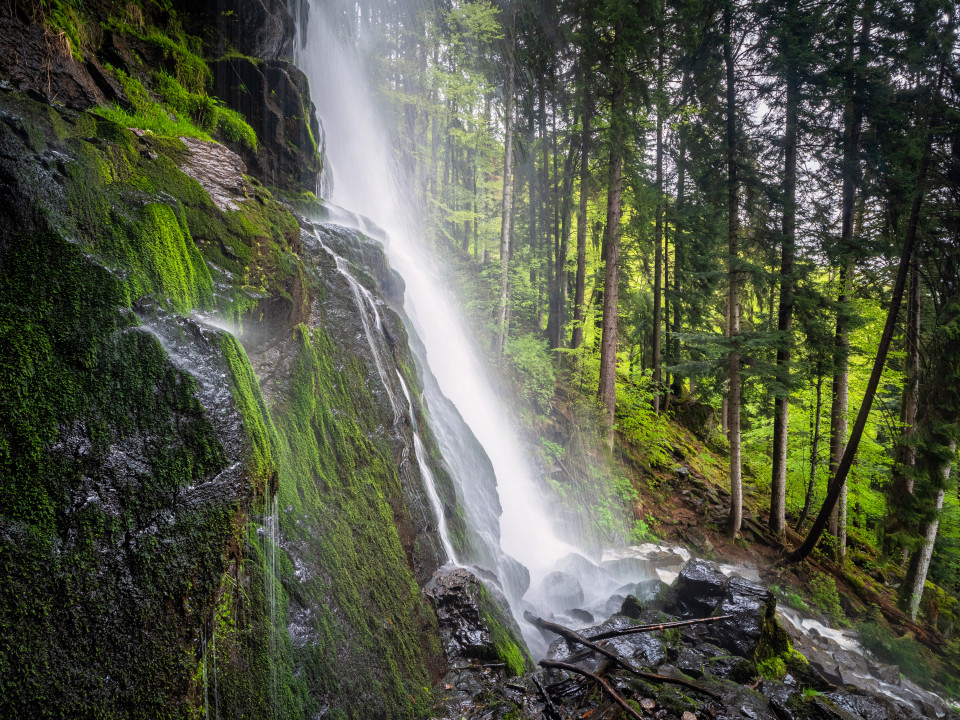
540 570 585 612
662 558 730 618
707 576 772 659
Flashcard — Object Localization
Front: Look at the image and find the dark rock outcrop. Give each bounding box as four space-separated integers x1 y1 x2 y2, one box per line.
173 0 301 61
662 557 730 618
709 576 776 659
211 57 322 191
426 566 532 677
0 11 106 110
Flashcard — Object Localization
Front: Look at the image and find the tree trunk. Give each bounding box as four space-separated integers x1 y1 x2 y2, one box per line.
572 101 591 349
652 46 664 414
903 443 956 621
786 54 943 561
888 257 922 560
724 3 742 538
796 372 824 530
496 0 517 356
671 94 688 397
770 62 799 538
598 23 627 449
827 261 852 551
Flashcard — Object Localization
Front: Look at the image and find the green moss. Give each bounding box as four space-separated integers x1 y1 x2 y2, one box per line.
220 334 277 492
1 90 447 720
0 228 238 718
477 583 532 677
261 325 441 717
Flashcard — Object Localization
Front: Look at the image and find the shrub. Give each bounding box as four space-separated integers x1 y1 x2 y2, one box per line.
809 573 847 625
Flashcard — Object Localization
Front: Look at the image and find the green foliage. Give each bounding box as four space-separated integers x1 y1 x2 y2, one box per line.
808 574 847 626
617 373 675 469
856 621 960 697
96 67 214 141
503 333 556 410
770 584 810 613
477 585 533 677
97 67 258 150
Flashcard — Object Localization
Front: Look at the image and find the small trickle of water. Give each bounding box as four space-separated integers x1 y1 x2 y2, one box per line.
311 226 456 565
263 492 280 719
397 371 457 562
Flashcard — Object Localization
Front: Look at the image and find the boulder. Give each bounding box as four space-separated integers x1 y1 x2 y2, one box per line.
707 576 774 659
425 567 532 676
661 558 730 618
211 57 322 192
614 577 664 603
539 571 585 612
555 552 611 591
601 555 657 585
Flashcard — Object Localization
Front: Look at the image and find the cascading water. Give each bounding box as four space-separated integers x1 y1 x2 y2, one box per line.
292 0 631 655
306 224 458 561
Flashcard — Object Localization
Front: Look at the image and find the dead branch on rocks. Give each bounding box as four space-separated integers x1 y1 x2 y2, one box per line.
533 674 565 720
540 659 644 720
586 615 734 641
525 613 721 700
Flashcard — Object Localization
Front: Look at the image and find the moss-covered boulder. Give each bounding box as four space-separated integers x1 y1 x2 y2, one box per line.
426 567 534 678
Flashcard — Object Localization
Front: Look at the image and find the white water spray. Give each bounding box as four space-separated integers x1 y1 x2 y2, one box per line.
296 0 575 604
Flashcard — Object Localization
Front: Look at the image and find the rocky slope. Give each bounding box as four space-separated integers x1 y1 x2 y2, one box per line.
0 2 480 717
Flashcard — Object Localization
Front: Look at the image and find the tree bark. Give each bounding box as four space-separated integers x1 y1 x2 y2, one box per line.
724 3 742 538
599 23 627 449
496 0 517 356
572 106 590 349
888 258 922 560
796 372 824 530
771 59 799 538
652 45 664 414
903 443 955 621
786 60 941 561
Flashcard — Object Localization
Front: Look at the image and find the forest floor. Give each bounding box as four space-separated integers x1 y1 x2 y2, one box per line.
604 395 960 702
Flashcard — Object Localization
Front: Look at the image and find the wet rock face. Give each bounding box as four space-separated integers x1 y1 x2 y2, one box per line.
540 570 585 613
662 557 730 618
708 576 774 659
211 57 322 192
0 12 107 110
173 0 298 60
174 135 251 211
426 567 530 674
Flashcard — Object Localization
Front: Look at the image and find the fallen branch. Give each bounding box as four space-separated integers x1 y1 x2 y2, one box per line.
526 613 720 699
533 674 564 720
586 615 734 641
540 659 643 720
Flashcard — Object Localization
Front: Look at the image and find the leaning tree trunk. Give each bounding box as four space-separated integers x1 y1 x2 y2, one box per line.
827 260 852 552
786 56 942 562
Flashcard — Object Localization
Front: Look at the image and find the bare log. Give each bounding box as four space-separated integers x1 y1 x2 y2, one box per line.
526 613 720 699
587 615 734 641
533 675 565 720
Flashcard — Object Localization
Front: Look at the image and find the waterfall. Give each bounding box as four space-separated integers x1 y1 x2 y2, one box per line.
293 0 592 654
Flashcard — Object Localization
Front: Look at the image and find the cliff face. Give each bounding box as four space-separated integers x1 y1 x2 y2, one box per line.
0 3 454 718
